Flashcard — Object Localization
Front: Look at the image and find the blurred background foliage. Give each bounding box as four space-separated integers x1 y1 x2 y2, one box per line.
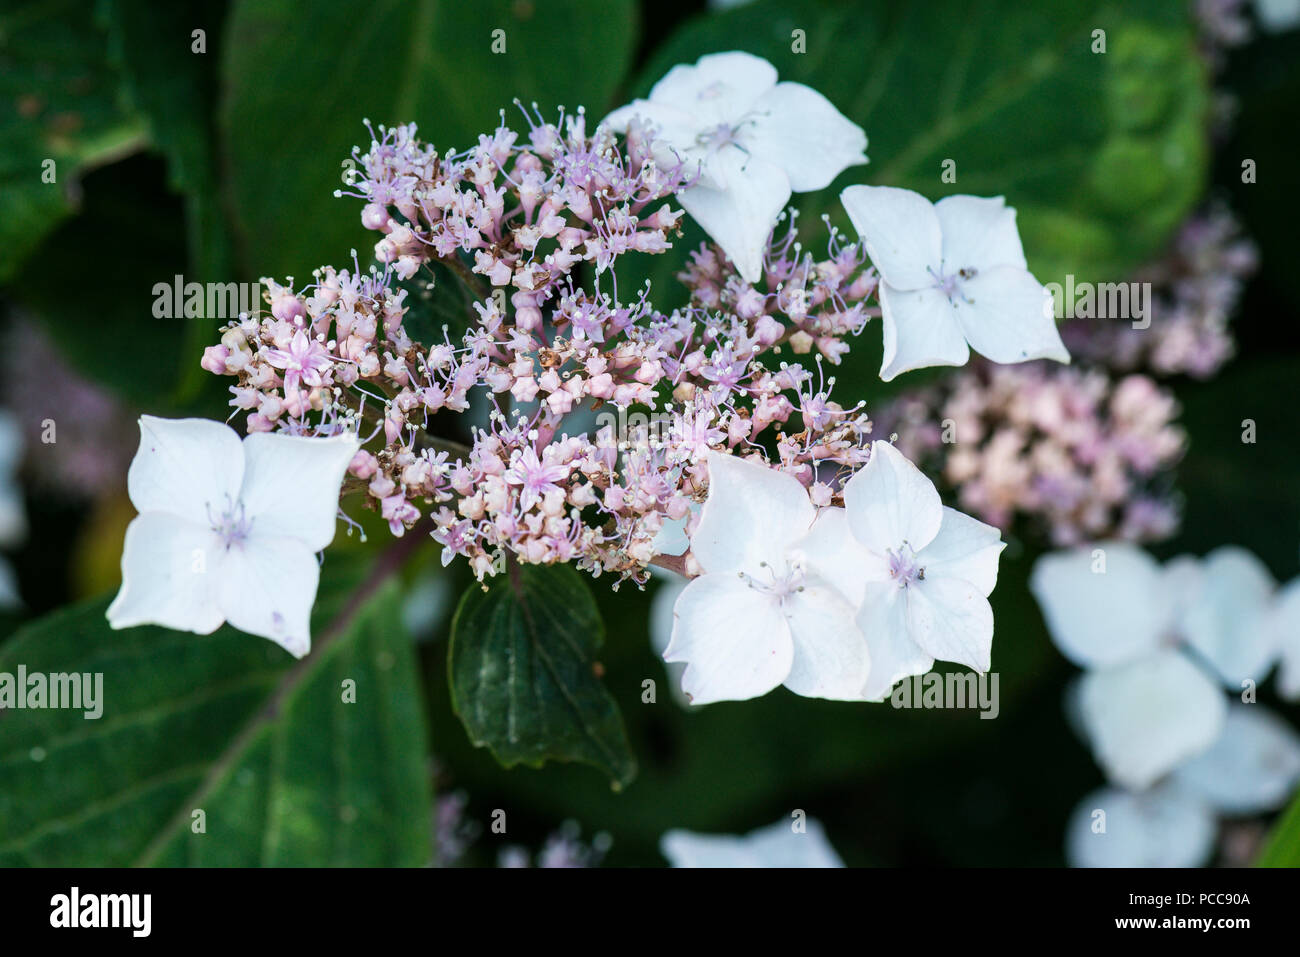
0 0 1297 866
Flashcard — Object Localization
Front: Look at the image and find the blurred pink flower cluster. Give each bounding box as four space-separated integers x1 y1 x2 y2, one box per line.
1062 206 1258 380
880 362 1186 546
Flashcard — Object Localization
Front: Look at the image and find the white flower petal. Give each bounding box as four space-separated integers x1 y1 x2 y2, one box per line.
934 194 1027 272
740 817 844 867
794 506 890 605
1170 704 1300 814
1078 650 1226 791
745 82 867 191
216 531 319 658
842 441 943 555
916 506 1005 597
1066 785 1215 868
601 98 694 140
1029 543 1172 669
905 576 993 673
107 512 224 634
649 572 692 708
644 51 778 125
239 431 359 552
652 503 701 558
600 100 701 173
877 283 970 381
855 582 934 700
127 416 245 526
782 579 871 700
678 151 790 282
952 266 1069 366
664 574 793 705
691 451 815 575
1179 545 1277 688
662 817 843 868
840 185 942 291
1269 578 1300 701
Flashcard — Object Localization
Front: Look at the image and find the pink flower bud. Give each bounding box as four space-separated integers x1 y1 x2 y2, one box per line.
361 203 391 231
201 345 230 374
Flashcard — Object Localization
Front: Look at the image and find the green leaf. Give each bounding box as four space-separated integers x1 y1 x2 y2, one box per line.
624 0 1208 317
100 0 235 399
7 158 191 405
219 0 638 280
448 562 636 788
0 558 432 867
0 0 148 282
1257 787 1300 866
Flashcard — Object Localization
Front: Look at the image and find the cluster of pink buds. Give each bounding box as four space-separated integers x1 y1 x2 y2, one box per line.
877 361 1186 546
202 112 881 584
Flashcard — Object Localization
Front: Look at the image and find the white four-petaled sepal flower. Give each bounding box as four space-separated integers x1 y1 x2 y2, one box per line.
1177 545 1279 689
661 816 844 868
1030 543 1230 790
107 416 359 657
839 185 1069 381
604 51 867 283
665 451 870 704
802 440 1005 698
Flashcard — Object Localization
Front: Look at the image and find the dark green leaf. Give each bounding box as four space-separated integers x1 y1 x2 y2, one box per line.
448 562 636 788
624 0 1209 319
219 0 638 279
0 558 432 866
100 0 235 400
7 157 190 405
0 0 148 281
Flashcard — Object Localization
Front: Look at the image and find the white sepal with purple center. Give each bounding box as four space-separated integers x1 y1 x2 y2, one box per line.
107 416 359 657
801 440 1006 700
839 184 1069 381
604 51 867 283
664 451 870 705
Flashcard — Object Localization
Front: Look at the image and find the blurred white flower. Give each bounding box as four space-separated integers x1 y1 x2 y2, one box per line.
0 411 26 548
840 185 1069 381
1031 542 1246 790
605 51 867 282
1066 785 1216 868
1177 546 1278 688
662 816 843 868
1170 704 1300 814
1256 0 1300 32
107 416 358 657
1067 704 1300 867
648 569 691 708
802 440 1005 698
1267 576 1300 701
